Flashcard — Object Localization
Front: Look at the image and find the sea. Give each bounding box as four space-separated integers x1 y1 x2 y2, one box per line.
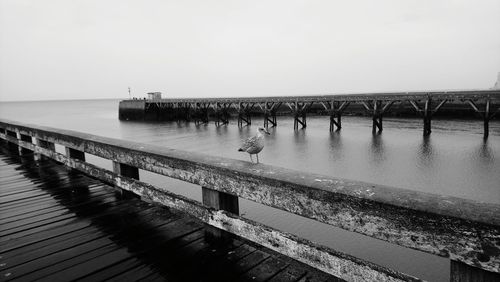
1 99 499 281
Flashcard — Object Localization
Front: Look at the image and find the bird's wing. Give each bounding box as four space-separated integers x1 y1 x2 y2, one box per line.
239 136 258 151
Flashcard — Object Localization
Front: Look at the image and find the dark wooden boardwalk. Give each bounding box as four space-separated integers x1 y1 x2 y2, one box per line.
0 146 337 282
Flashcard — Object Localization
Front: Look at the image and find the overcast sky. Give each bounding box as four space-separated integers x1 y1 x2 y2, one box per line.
0 0 499 101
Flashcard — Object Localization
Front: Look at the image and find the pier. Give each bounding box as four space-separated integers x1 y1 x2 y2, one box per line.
0 146 333 281
119 90 500 138
1 118 500 281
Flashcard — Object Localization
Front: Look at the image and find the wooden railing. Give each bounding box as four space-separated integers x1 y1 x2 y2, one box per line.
1 118 499 281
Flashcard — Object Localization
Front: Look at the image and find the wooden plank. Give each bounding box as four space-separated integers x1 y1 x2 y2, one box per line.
0 216 78 241
0 238 118 280
237 255 288 281
233 250 271 275
103 263 159 282
0 190 112 223
0 209 71 232
196 243 258 281
75 258 147 282
2 229 108 271
0 226 102 261
268 265 307 282
0 221 93 254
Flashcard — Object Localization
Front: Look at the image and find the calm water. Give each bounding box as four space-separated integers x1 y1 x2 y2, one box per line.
1 99 499 281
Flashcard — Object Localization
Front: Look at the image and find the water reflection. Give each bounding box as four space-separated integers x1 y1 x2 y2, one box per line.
369 133 386 164
328 131 344 161
417 136 434 169
214 124 228 136
474 140 494 167
293 129 307 149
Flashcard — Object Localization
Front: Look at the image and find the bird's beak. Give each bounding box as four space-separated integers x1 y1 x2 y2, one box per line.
265 130 270 135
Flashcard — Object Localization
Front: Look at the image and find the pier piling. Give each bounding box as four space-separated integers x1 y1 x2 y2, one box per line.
194 103 209 125
237 102 252 127
215 103 229 127
263 102 279 128
466 99 498 139
327 101 350 132
410 98 447 136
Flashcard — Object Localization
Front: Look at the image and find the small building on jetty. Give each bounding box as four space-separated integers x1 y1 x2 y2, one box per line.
119 90 500 138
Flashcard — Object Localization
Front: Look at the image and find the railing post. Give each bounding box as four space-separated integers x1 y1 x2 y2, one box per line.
5 130 17 151
18 132 34 155
112 161 139 179
450 260 500 282
113 161 139 198
36 139 56 151
202 187 239 214
34 138 55 161
202 187 239 241
65 147 85 161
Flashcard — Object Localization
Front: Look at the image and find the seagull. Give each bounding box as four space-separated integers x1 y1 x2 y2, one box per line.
238 127 270 163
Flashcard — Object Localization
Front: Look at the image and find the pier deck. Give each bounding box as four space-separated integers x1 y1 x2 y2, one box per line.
119 89 500 137
0 147 336 282
2 119 499 281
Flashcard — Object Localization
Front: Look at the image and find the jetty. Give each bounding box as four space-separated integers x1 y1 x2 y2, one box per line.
1 118 500 281
119 90 500 138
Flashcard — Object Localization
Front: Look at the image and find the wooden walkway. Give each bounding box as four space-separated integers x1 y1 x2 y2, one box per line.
0 146 338 282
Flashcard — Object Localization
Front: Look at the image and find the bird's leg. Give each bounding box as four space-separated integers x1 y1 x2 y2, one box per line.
256 154 259 164
249 154 253 163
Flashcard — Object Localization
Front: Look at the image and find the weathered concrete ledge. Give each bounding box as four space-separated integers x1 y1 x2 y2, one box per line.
1 118 499 274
